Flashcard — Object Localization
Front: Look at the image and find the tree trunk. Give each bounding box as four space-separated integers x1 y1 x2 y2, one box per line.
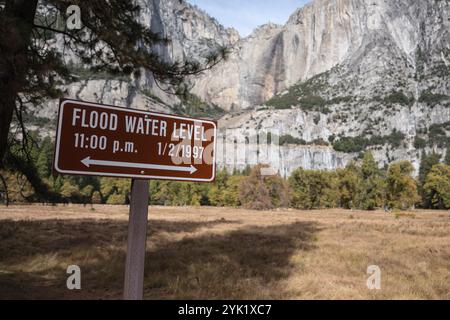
0 0 38 166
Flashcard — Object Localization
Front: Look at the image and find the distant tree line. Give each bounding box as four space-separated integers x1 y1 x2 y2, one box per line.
1 135 449 211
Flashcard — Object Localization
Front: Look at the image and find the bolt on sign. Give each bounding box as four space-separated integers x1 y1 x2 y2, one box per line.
53 99 217 182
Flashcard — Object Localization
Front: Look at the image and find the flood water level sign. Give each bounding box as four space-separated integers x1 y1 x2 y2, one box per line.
54 99 217 182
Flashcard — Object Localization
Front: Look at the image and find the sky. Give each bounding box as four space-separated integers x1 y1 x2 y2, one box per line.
187 0 310 37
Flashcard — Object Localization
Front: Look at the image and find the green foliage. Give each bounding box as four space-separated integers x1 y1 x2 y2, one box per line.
68 64 130 82
332 130 406 153
35 136 53 179
332 136 368 153
279 135 307 146
3 135 447 212
423 164 450 209
265 73 331 113
60 182 82 203
386 130 408 148
173 93 225 119
386 161 420 210
418 152 441 187
106 193 126 205
299 95 326 110
277 135 329 146
383 91 414 106
157 181 205 206
265 92 298 110
428 122 450 148
336 162 361 209
209 171 243 207
414 137 427 149
326 96 354 105
289 168 338 210
418 152 442 208
358 152 385 210
419 91 450 106
100 178 131 205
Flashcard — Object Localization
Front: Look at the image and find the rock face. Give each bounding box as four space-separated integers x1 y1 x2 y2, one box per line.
193 0 450 111
36 0 450 175
193 0 358 110
196 0 450 174
39 0 237 118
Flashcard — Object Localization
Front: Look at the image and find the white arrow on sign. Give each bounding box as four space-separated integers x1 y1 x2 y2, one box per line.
81 157 198 174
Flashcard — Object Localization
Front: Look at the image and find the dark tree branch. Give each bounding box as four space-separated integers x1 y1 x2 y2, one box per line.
0 172 9 206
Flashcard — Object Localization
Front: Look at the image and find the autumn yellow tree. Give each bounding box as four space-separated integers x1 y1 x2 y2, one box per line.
386 161 420 210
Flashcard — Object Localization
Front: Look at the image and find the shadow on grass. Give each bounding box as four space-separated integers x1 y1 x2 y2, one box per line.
0 218 318 300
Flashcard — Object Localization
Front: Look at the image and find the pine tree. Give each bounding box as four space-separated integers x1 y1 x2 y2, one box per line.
36 137 52 179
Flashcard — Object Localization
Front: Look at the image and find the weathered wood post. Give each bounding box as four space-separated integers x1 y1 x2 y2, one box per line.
123 179 150 300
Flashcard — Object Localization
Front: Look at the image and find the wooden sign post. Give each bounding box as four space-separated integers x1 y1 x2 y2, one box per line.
53 99 217 300
124 179 149 300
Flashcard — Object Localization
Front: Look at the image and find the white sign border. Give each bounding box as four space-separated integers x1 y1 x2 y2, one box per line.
54 99 217 182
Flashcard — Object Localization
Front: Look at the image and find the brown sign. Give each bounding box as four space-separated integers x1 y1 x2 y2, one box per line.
54 99 217 182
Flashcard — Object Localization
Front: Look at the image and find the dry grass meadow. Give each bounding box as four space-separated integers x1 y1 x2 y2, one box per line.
0 204 449 300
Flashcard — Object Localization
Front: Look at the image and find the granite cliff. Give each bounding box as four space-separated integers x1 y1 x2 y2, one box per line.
34 0 450 175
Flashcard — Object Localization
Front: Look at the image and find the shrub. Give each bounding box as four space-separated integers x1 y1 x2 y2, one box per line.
239 165 291 210
107 193 126 205
419 91 450 106
332 130 406 153
326 96 353 105
428 123 450 148
279 135 307 146
384 91 414 106
414 137 427 149
332 136 368 153
299 95 326 110
289 168 339 209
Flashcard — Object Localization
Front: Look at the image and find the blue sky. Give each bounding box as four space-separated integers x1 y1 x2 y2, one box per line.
188 0 310 37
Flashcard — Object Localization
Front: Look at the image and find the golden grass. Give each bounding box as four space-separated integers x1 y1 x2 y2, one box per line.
0 205 449 300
